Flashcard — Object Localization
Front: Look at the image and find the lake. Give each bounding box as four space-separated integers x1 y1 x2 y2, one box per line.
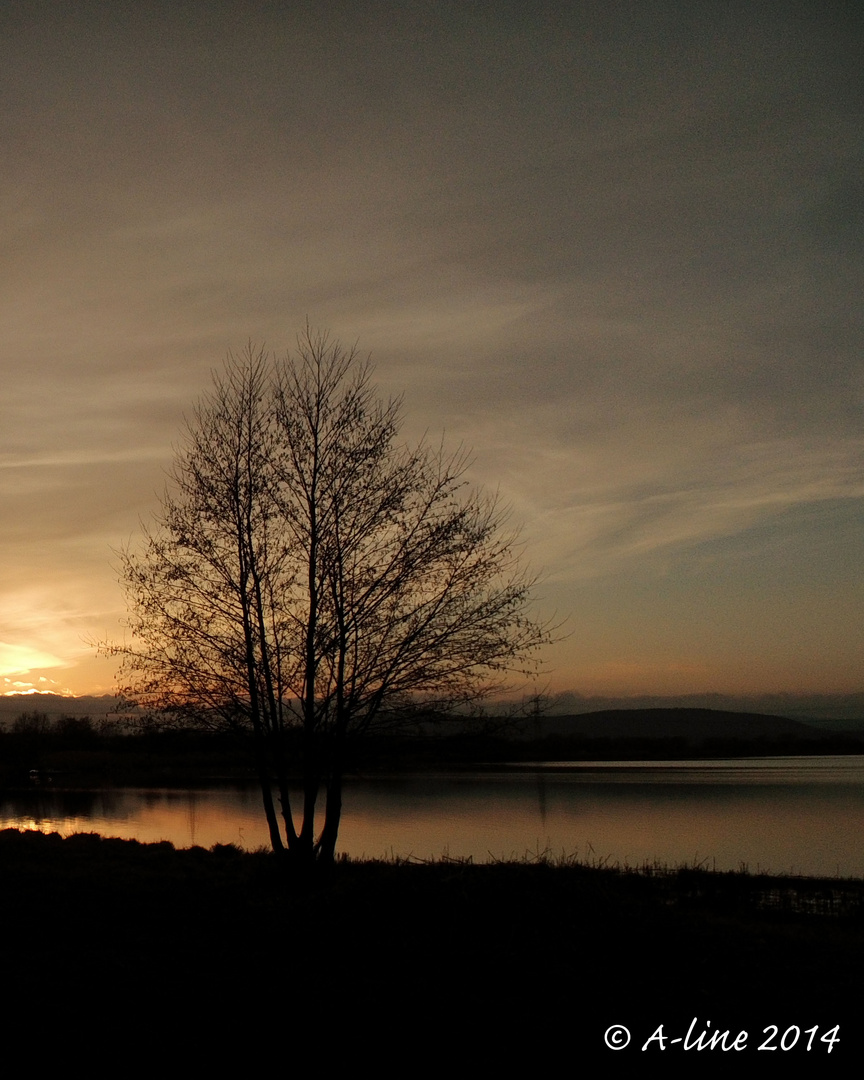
3 755 864 877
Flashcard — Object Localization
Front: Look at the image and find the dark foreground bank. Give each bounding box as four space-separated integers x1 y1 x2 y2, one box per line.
1 828 861 1064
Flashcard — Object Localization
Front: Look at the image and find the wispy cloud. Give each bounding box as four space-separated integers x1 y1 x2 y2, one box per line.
0 2 861 697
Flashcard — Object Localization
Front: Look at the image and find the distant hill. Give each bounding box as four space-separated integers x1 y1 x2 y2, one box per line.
1 697 861 747
519 708 835 743
0 694 122 726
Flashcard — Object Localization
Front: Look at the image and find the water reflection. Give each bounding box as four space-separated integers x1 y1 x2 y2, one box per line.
499 755 864 783
1 756 863 876
0 786 268 850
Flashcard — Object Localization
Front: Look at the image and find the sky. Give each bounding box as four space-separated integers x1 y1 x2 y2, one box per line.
1 0 862 713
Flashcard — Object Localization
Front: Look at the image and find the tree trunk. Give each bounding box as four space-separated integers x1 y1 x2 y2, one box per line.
317 767 343 866
255 765 284 852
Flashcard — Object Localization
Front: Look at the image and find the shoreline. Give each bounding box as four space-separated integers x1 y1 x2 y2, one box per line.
1 827 861 1054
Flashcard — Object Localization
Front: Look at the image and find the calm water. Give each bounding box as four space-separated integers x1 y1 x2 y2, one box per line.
3 755 864 877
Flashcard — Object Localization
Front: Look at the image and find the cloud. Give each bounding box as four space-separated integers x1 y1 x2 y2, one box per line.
0 2 861 697
0 641 66 678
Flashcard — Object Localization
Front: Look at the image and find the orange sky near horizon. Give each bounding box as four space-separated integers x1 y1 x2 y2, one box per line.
2 2 863 708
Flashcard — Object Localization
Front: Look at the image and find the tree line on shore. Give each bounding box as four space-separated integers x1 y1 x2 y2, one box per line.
3 706 863 791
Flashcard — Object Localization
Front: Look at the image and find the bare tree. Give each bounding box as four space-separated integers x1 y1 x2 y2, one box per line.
114 348 294 851
110 328 552 866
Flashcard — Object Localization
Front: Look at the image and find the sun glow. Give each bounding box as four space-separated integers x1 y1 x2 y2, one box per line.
0 641 66 679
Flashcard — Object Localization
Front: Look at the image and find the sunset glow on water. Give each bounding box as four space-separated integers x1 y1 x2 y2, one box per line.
4 758 864 877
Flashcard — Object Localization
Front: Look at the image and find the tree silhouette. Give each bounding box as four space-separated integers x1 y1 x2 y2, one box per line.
110 328 551 865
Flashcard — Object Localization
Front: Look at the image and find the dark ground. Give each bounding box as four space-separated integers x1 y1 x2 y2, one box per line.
0 828 859 1067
